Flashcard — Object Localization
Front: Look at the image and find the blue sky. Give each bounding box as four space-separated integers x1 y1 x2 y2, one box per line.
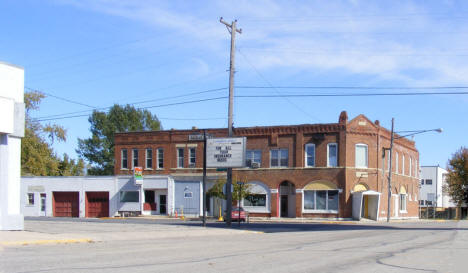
1 0 467 167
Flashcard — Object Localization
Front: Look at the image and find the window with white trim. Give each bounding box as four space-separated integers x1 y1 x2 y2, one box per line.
157 148 164 169
327 143 338 167
409 157 413 177
189 147 196 167
387 150 391 172
121 149 128 169
177 148 184 168
270 149 288 168
303 190 339 212
399 194 407 212
246 150 261 167
120 191 139 202
402 155 405 175
355 144 368 168
244 194 267 207
425 179 433 185
146 148 153 169
305 144 315 167
132 149 139 169
27 193 34 205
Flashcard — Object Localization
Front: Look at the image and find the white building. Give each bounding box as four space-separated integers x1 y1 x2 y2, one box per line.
419 166 455 208
0 62 25 230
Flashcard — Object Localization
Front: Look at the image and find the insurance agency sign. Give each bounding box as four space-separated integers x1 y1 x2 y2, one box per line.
206 137 246 168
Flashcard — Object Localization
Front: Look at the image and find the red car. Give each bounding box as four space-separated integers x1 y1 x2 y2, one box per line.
230 207 246 222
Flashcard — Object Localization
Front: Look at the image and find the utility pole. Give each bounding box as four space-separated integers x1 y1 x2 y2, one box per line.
387 118 395 222
220 17 242 227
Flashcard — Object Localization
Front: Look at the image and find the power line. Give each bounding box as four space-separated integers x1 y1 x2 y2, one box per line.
25 87 96 108
33 87 228 120
237 48 322 122
34 96 228 122
236 86 468 90
235 92 468 97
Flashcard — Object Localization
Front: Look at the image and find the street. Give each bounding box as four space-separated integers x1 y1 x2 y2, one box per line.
1 218 467 273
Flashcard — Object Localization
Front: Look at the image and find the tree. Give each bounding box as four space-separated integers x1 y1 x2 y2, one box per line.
207 177 252 203
77 104 161 175
444 147 468 219
22 91 85 176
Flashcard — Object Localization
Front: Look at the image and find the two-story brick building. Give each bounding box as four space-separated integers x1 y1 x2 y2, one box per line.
114 111 420 220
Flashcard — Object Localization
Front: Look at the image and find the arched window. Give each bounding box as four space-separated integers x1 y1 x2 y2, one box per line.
243 181 270 213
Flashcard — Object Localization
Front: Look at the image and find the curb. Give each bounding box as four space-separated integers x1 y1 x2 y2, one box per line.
0 238 93 246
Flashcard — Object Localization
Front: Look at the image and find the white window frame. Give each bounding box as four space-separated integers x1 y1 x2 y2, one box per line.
132 148 139 170
305 143 316 167
270 149 289 168
355 144 368 168
27 193 34 206
145 148 153 169
121 149 128 170
399 194 407 212
189 147 196 168
402 155 405 175
302 190 339 213
246 150 262 167
409 157 413 177
177 148 184 168
327 143 338 167
157 148 164 169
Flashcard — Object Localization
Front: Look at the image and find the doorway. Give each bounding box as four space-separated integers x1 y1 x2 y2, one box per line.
144 190 156 211
159 195 167 214
280 196 288 217
279 181 296 217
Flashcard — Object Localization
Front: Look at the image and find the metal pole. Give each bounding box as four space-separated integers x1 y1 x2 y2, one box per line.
202 130 207 227
220 17 241 227
238 182 242 227
387 118 395 222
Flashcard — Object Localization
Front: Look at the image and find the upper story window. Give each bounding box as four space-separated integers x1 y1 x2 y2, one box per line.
132 149 139 169
246 150 261 168
157 148 164 169
146 148 153 169
420 179 425 185
305 144 315 167
177 148 184 168
409 157 413 177
121 149 128 169
386 150 391 172
425 179 433 185
189 147 196 168
327 143 338 167
355 144 368 168
271 149 288 168
402 155 405 175
395 152 399 174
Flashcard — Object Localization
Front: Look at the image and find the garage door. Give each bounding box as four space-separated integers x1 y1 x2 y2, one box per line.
86 192 109 218
53 192 79 217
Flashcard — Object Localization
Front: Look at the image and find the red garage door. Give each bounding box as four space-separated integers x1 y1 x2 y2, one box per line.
86 192 109 218
53 192 79 217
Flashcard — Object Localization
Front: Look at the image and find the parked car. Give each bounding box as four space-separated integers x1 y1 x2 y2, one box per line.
224 207 247 222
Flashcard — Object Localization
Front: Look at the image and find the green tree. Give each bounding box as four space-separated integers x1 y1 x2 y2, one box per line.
22 91 84 176
77 104 161 175
207 177 252 203
444 147 468 219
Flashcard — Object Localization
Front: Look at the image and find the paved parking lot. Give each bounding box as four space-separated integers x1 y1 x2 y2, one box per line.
1 218 467 273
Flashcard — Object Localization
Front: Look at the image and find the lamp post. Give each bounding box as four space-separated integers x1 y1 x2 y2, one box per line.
383 119 442 222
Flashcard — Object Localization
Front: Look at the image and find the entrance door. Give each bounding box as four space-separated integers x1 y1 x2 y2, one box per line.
40 193 46 215
280 195 288 217
144 190 156 211
159 195 167 214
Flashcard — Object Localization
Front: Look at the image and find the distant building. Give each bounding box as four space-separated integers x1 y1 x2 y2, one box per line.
419 166 455 208
114 111 421 220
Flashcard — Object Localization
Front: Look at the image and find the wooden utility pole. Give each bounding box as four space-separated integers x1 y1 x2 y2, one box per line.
220 17 241 226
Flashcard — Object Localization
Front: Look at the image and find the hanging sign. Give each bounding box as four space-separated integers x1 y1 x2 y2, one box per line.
206 137 246 168
134 166 143 185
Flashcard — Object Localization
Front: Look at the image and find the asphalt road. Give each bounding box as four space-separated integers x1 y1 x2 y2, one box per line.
1 218 467 273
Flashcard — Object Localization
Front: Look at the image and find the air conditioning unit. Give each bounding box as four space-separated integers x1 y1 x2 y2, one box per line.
251 162 260 169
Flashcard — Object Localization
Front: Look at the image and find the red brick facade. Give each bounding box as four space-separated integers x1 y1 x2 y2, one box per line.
114 111 420 220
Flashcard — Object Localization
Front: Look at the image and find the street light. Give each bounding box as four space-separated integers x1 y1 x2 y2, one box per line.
383 119 442 222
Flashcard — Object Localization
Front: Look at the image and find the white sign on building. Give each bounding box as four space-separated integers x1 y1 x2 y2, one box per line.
206 137 246 168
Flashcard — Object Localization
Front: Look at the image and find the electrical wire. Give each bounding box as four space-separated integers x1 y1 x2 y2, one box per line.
25 87 96 108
